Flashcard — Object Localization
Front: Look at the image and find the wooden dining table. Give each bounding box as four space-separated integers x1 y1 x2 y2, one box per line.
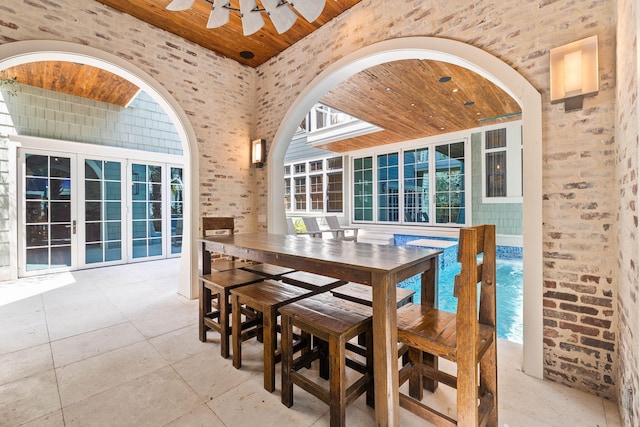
199 232 441 427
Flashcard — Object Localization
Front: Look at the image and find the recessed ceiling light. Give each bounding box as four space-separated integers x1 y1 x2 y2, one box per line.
452 88 459 93
476 112 481 115
440 127 445 130
439 76 451 83
385 87 392 91
410 103 416 107
464 101 475 106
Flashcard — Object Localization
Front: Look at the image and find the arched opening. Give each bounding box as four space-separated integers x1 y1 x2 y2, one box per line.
267 37 543 378
0 40 199 299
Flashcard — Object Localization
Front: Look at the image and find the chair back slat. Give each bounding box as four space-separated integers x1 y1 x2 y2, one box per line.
454 225 496 350
202 217 235 237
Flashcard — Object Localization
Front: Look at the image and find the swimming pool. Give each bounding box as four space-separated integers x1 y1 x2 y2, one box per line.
397 240 524 343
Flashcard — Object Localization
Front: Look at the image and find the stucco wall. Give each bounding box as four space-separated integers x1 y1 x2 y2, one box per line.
615 0 639 423
0 0 258 235
254 0 618 399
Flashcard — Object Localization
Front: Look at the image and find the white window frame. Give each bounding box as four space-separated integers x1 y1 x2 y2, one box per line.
284 155 344 215
481 121 523 204
351 137 471 228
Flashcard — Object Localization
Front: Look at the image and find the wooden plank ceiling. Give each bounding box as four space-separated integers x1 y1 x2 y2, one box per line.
2 62 139 107
1 2 521 152
316 60 522 152
95 0 363 68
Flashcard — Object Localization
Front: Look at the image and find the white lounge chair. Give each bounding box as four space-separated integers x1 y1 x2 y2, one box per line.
325 216 358 241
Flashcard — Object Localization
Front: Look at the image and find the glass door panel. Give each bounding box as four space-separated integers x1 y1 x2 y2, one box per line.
83 159 123 265
23 153 74 273
169 167 184 255
131 163 163 260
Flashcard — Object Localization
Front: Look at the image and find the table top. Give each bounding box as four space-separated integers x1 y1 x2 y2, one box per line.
200 232 441 284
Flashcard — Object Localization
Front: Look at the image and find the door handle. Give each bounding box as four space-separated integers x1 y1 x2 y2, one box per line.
66 220 77 234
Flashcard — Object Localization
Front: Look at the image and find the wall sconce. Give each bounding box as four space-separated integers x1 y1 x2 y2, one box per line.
251 138 266 168
550 35 599 111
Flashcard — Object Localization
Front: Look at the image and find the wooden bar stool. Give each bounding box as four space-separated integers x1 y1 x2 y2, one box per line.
230 279 312 392
280 293 373 427
202 217 254 272
331 282 415 363
199 269 265 358
397 224 498 427
241 263 296 279
281 271 346 292
331 282 415 308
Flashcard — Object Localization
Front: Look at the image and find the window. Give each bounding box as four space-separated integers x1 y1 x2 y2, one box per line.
485 128 507 197
310 174 323 211
403 148 429 223
353 156 373 221
284 156 343 214
377 153 399 222
434 142 465 225
327 172 343 212
294 177 306 210
352 141 466 226
284 178 291 210
482 123 522 201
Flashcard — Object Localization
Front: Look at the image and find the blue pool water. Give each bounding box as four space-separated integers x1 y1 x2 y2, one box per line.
397 242 523 343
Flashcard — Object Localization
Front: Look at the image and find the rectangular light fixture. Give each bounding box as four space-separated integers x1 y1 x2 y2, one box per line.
252 138 266 168
550 35 599 111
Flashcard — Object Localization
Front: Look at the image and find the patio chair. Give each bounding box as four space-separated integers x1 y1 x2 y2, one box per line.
396 224 498 426
324 216 358 241
302 217 323 238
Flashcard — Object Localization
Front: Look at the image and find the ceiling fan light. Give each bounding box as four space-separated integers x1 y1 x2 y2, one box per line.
166 0 196 11
262 0 297 34
239 0 265 36
206 0 230 28
290 0 326 23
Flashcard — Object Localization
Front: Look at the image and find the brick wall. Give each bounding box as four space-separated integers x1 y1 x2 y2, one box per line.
615 0 639 423
254 0 618 399
0 0 259 235
1 85 182 154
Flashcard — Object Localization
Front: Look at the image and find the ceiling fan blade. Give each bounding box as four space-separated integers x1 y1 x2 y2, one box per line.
166 0 196 11
239 0 265 36
262 0 297 34
206 0 230 28
290 0 325 23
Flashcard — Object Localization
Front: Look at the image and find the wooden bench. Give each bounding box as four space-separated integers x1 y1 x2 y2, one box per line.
280 293 373 427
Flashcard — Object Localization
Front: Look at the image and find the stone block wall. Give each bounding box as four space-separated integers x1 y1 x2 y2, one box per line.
615 0 639 424
0 0 259 237
254 0 618 399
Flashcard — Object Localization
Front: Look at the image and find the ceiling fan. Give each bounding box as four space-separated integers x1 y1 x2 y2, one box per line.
166 0 327 36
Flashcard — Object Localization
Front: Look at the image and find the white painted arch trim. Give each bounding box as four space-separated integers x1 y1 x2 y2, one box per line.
0 40 200 299
267 36 543 379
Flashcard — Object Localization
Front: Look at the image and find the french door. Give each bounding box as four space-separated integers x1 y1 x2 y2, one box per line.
19 149 182 276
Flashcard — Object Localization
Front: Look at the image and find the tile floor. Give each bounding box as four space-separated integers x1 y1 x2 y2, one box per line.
0 259 622 426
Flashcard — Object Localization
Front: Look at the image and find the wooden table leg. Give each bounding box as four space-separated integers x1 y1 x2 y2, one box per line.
421 258 439 392
372 272 399 427
263 307 277 392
